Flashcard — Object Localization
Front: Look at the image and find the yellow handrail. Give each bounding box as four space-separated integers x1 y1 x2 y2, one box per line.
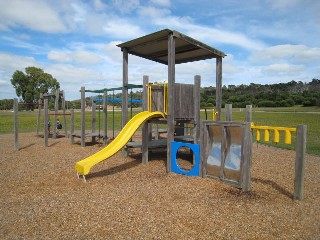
251 124 296 144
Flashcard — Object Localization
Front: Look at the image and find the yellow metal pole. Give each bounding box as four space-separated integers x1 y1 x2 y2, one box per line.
274 129 280 143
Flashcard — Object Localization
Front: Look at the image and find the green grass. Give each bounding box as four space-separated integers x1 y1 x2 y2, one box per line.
1 107 319 156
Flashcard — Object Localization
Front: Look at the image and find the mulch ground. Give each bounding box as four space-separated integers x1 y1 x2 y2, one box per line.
0 133 319 239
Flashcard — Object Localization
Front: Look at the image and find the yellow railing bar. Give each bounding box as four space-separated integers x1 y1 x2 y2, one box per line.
251 124 296 145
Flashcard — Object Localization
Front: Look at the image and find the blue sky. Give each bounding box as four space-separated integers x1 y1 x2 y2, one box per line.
1 0 319 100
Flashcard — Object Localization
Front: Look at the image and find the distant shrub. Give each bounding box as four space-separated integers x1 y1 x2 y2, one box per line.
257 100 277 107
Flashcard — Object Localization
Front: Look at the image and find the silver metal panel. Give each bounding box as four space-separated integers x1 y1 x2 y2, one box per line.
205 124 243 184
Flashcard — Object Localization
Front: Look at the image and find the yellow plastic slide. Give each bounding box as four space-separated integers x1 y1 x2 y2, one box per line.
75 111 165 176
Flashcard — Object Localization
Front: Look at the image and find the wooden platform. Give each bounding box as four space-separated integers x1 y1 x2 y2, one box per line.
71 131 106 138
126 135 194 149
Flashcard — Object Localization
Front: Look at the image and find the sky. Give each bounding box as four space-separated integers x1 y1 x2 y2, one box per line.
0 0 319 100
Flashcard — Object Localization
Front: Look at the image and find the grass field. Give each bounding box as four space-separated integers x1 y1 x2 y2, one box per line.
1 106 319 156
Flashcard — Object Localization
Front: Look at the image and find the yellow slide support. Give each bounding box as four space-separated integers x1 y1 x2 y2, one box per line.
75 111 165 176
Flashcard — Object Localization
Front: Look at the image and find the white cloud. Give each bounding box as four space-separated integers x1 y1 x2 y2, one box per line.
0 52 40 99
261 63 305 76
251 45 320 63
48 50 104 66
0 0 66 33
102 41 123 63
267 0 304 9
73 50 104 65
113 0 140 14
153 16 266 51
138 6 171 18
103 19 145 38
48 50 72 63
93 0 108 11
149 0 171 7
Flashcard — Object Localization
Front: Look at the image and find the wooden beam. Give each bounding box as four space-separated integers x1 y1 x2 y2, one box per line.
225 104 232 121
53 89 59 139
194 75 201 144
14 98 19 151
167 33 175 172
44 99 49 147
294 124 307 200
215 57 222 121
142 75 149 164
80 86 86 147
103 90 108 145
122 48 128 128
245 105 252 122
70 109 75 144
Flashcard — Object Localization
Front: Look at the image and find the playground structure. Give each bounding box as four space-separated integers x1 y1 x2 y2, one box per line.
74 29 307 199
13 89 71 149
71 84 143 147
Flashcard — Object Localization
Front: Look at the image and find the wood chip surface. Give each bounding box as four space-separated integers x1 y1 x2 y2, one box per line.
1 133 319 239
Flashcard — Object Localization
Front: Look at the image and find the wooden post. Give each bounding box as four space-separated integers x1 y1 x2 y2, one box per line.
103 90 108 145
241 122 253 191
36 94 42 136
70 109 75 144
225 103 232 121
44 99 49 147
13 98 19 151
167 33 175 172
92 99 96 143
142 75 149 164
245 105 252 123
294 124 307 200
81 87 86 147
122 48 128 128
194 75 201 144
62 90 68 137
216 57 222 121
53 89 59 139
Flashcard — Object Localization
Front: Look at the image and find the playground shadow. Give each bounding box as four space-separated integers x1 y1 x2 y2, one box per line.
49 141 61 147
252 177 294 199
87 160 141 180
19 143 36 150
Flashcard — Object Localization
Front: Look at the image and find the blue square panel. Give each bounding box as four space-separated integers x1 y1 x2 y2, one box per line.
170 141 200 176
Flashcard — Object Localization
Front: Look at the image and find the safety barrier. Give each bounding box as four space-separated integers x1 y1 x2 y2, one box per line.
251 124 296 144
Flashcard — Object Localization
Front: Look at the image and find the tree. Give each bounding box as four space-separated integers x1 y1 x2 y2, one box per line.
11 67 60 109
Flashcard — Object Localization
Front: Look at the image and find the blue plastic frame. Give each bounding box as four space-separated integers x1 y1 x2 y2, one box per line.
170 141 200 176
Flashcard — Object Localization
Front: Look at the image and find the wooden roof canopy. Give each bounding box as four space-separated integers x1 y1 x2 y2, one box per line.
117 29 226 64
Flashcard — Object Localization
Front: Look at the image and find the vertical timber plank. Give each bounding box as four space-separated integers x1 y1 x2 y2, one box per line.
294 124 307 200
167 33 175 172
92 100 96 143
216 57 222 121
53 89 59 139
241 122 252 191
70 109 75 144
62 91 68 137
14 98 19 151
122 48 128 128
225 104 232 121
103 90 108 145
194 75 201 144
81 86 86 147
36 94 42 136
142 75 149 164
44 99 49 147
245 105 252 122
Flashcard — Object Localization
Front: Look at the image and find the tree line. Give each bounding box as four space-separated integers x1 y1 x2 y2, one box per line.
200 79 320 108
1 66 319 110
